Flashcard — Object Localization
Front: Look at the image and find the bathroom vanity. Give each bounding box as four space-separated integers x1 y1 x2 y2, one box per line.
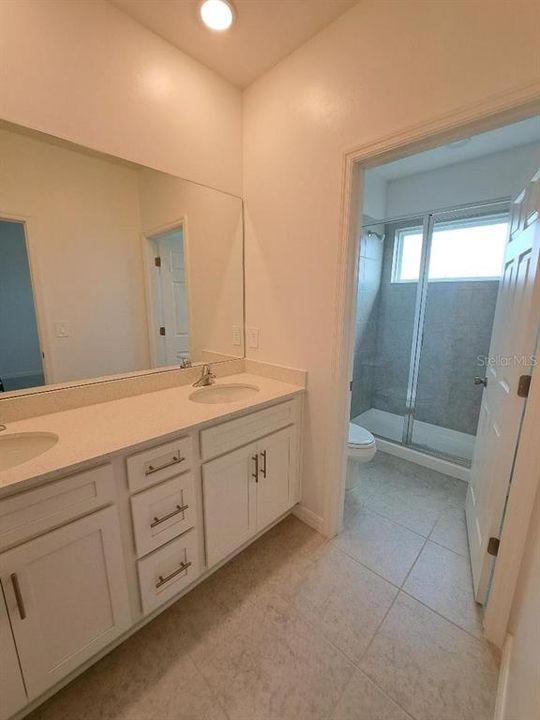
0 373 304 720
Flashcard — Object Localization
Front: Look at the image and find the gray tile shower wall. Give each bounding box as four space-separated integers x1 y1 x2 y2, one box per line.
354 223 499 437
414 281 498 434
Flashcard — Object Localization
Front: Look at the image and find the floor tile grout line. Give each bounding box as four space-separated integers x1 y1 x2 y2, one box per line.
346 501 431 541
398 587 487 645
292 583 417 720
399 535 429 589
352 501 432 539
330 540 403 591
427 535 468 558
327 664 418 720
359 662 423 720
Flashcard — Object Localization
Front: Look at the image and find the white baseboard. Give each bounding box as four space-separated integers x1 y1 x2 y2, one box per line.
377 439 470 482
293 504 325 534
494 633 513 720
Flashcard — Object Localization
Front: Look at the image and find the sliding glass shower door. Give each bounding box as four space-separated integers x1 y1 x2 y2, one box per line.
410 209 509 463
352 204 509 466
350 218 424 444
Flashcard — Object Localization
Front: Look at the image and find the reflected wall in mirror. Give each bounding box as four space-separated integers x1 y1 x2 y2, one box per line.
0 123 244 396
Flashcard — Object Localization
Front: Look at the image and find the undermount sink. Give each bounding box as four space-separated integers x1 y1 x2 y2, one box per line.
189 383 260 404
0 432 59 471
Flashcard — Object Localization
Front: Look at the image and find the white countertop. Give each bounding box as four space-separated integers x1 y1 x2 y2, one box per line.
0 373 304 497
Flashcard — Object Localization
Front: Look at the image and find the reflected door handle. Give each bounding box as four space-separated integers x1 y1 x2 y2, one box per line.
474 377 487 387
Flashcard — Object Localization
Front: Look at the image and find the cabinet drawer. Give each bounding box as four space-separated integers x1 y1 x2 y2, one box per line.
200 400 296 460
0 465 115 551
126 437 192 493
137 530 199 615
130 474 195 558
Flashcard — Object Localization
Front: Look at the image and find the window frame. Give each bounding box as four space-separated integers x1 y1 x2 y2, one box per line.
391 212 509 284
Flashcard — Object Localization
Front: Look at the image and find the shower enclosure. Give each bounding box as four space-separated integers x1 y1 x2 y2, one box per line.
350 201 509 466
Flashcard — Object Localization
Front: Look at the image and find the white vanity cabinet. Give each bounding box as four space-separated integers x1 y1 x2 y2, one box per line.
202 402 299 568
0 506 131 701
0 587 27 719
0 389 303 720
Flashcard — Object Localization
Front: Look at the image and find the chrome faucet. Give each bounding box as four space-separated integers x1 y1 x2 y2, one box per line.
192 364 216 387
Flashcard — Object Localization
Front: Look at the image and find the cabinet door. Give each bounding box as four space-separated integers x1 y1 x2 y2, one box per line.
0 506 131 699
203 443 257 568
0 586 27 720
256 427 296 530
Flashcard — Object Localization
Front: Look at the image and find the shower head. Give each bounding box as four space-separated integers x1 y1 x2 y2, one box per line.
367 230 385 241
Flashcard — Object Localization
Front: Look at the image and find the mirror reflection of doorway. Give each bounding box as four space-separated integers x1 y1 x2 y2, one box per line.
148 225 191 367
0 219 44 392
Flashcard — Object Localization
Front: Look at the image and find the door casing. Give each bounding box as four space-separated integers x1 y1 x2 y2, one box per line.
330 89 540 648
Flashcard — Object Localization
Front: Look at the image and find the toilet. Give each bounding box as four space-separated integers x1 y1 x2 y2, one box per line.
346 422 377 490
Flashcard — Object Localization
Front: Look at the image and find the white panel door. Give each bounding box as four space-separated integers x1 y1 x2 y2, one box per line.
0 507 131 698
157 230 190 364
0 586 27 720
466 170 540 602
203 442 257 568
256 428 295 530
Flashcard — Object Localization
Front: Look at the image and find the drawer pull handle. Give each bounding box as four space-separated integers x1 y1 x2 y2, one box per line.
252 454 259 483
145 455 184 476
150 503 189 528
155 560 192 589
11 573 26 620
260 450 267 479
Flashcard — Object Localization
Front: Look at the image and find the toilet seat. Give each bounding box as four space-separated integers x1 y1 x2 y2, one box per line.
348 423 375 448
347 423 377 464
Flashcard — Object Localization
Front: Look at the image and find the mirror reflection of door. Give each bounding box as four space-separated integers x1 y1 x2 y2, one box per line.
0 219 44 392
150 226 190 366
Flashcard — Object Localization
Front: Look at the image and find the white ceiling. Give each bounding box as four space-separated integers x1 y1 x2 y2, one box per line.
373 116 540 181
109 0 357 88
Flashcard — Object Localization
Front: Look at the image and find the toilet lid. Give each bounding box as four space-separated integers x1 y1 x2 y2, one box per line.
348 423 375 447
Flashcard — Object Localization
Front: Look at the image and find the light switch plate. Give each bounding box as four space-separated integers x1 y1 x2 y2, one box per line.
247 327 259 349
232 325 242 346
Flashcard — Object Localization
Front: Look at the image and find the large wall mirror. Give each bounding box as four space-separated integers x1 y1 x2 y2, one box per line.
0 122 244 397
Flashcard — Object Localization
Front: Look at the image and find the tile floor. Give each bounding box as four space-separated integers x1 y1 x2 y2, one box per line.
28 452 499 720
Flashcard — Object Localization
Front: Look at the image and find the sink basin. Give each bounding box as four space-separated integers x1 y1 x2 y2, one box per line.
0 432 59 471
189 383 260 404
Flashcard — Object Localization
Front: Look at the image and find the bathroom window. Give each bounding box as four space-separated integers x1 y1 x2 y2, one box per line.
392 215 509 283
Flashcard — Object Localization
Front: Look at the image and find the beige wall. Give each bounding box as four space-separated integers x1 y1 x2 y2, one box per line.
0 127 149 384
243 0 540 524
385 142 540 219
137 170 244 361
502 486 540 719
0 0 242 196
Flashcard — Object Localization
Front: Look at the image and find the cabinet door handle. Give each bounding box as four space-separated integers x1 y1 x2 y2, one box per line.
145 455 184 476
252 454 259 482
150 503 189 528
155 560 191 589
11 573 26 620
260 450 267 479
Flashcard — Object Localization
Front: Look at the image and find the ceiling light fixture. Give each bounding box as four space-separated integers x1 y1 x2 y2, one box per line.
199 0 234 31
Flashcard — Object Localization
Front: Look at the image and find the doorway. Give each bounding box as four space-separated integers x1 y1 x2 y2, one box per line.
0 219 44 392
145 224 191 367
337 112 540 649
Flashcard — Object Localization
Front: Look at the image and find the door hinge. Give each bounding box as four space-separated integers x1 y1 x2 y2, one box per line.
159 326 166 336
517 374 531 398
154 256 161 268
349 380 353 392
487 537 500 557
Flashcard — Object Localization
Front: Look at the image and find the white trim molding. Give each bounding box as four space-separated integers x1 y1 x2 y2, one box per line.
493 634 513 720
326 84 540 643
292 503 324 534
